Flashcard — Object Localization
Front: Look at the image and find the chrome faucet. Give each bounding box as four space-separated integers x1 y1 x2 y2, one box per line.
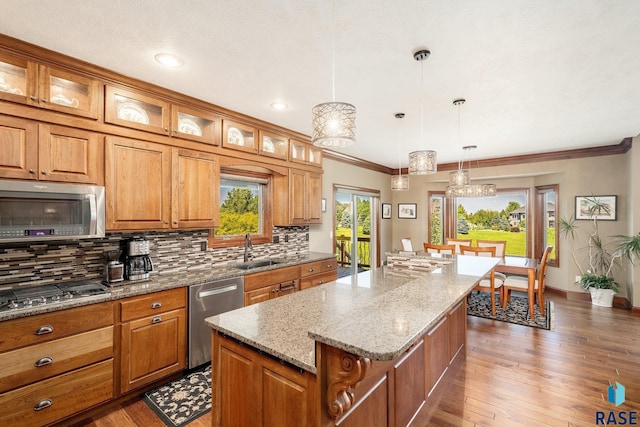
243 233 253 263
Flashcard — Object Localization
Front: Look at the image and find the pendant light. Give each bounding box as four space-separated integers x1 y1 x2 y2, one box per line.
446 99 496 198
408 49 437 175
311 0 356 148
391 113 409 191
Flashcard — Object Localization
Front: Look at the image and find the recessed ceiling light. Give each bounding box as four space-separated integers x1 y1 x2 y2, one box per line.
271 102 288 110
154 53 184 68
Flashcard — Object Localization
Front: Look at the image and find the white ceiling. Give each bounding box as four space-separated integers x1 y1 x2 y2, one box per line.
2 0 639 168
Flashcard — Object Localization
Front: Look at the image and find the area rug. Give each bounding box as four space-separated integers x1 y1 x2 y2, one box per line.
142 363 211 427
467 292 555 330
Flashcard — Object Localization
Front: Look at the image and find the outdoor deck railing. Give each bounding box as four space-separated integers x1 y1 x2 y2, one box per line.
335 235 371 268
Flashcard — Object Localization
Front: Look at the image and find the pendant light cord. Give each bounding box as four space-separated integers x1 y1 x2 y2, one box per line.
420 60 424 150
331 0 336 102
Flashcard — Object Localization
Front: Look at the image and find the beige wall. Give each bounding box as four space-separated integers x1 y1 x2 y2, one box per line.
312 147 638 307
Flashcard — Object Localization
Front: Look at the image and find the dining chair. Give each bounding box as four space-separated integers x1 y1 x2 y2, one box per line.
423 243 457 254
475 240 508 282
460 245 503 315
445 238 473 254
400 238 413 251
501 245 553 315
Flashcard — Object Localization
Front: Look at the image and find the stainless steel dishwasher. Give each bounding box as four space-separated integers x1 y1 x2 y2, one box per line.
188 276 244 368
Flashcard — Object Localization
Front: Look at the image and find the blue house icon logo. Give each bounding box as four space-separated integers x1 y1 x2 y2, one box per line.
608 382 625 407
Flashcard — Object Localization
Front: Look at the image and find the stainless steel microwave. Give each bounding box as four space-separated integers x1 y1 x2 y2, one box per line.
0 180 105 242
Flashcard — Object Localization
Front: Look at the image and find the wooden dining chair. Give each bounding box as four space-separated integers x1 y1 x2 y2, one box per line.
460 245 503 315
400 238 413 251
501 245 553 315
476 240 507 257
445 238 473 254
423 243 457 254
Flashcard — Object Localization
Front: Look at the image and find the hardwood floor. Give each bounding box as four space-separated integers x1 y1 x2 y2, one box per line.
73 294 639 426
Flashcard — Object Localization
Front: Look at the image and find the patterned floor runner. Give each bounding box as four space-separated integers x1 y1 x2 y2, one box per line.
142 363 212 427
467 292 554 330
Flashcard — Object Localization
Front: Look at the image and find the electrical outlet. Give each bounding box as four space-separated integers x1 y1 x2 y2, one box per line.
273 235 280 244
284 235 289 242
200 242 207 251
575 275 581 283
305 233 309 241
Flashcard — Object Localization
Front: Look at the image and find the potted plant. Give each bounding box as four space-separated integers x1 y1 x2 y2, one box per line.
559 196 640 307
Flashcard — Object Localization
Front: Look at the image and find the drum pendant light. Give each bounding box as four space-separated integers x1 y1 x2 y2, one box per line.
408 49 437 175
311 0 356 148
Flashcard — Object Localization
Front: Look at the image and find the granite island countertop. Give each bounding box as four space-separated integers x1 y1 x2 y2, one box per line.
0 251 336 322
205 254 499 373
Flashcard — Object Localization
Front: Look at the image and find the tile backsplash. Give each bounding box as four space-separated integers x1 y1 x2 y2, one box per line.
0 227 309 290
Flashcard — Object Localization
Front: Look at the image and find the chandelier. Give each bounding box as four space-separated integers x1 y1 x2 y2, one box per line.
445 99 496 198
311 0 356 148
408 49 437 175
391 113 409 191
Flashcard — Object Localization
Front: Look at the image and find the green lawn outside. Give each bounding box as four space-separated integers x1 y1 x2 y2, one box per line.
458 229 556 258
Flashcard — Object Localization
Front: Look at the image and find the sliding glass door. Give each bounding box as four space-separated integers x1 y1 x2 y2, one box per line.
334 187 379 277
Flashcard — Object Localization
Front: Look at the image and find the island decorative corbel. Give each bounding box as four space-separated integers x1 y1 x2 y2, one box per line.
326 350 371 419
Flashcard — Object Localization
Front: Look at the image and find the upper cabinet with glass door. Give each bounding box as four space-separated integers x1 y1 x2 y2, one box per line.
289 138 322 167
0 52 101 119
259 130 289 160
171 104 221 145
105 85 171 135
222 120 257 154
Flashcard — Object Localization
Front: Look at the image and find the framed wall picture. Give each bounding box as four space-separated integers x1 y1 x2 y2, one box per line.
382 203 392 219
575 195 617 221
398 203 417 219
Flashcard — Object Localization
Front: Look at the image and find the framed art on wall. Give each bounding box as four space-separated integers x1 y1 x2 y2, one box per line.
398 203 417 219
575 195 617 221
382 203 391 219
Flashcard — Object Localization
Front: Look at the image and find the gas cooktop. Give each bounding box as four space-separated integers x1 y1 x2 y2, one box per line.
0 280 109 312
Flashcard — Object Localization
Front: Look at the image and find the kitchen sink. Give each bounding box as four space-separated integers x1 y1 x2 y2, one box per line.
233 260 282 270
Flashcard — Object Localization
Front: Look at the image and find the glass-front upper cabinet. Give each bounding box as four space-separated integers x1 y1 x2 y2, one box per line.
222 120 257 154
171 105 221 145
308 146 322 166
105 85 171 135
289 139 307 164
259 130 289 160
39 66 100 119
0 52 100 119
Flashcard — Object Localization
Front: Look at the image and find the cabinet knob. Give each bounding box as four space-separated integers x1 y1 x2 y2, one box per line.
41 98 48 103
308 268 314 272
163 221 169 224
29 169 35 174
41 170 47 175
164 127 169 132
327 264 333 268
30 95 38 102
173 221 178 225
34 399 53 411
319 280 324 284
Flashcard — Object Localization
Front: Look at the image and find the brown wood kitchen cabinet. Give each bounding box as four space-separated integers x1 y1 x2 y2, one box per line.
0 115 103 184
299 258 337 290
273 169 322 226
243 265 299 306
119 287 187 393
212 332 317 427
105 136 218 231
0 302 114 427
0 51 101 119
105 85 171 135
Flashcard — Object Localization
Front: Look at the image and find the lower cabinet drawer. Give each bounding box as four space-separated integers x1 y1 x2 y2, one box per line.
300 270 337 290
0 359 113 427
0 326 113 393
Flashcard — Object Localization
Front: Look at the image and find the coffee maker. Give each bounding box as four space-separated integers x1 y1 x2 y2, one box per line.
123 237 153 281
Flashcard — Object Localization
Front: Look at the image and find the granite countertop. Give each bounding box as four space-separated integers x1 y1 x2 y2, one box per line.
0 251 336 322
205 254 499 373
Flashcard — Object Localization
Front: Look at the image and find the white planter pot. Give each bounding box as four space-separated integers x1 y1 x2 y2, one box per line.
589 287 615 307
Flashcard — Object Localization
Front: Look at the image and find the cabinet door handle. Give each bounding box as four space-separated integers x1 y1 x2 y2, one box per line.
41 170 47 175
151 316 162 324
35 325 54 335
151 302 162 309
35 356 53 367
30 95 38 102
29 169 35 174
34 399 52 411
41 98 48 103
308 267 314 272
327 264 333 268
319 280 324 284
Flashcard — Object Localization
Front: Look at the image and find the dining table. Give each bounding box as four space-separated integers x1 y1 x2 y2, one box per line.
494 255 540 318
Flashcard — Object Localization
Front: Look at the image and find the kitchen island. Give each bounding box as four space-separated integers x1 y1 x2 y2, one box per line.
205 254 499 426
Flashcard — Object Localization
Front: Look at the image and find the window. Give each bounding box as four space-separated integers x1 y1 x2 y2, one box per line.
535 185 558 266
209 170 272 247
429 193 445 244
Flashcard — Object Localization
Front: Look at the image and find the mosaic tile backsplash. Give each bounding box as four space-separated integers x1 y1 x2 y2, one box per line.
0 227 309 290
